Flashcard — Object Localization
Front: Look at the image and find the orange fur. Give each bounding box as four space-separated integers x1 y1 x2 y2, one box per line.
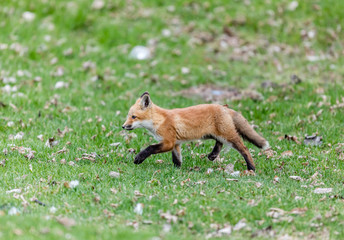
122 92 269 171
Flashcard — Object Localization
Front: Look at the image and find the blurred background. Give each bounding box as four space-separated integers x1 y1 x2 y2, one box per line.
1 0 343 102
1 0 344 145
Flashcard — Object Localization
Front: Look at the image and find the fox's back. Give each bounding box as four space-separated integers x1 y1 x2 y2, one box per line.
165 104 235 141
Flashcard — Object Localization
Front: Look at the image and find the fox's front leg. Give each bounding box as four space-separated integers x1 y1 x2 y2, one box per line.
134 141 174 164
172 144 182 167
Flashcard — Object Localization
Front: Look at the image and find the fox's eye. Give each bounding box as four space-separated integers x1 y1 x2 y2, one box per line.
132 115 137 119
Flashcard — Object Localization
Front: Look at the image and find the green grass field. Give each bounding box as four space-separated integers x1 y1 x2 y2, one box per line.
1 0 344 239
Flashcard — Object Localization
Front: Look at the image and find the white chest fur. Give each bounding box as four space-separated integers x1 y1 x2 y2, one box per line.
139 120 163 142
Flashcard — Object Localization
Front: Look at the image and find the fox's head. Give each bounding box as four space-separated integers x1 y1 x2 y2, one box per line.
122 92 153 130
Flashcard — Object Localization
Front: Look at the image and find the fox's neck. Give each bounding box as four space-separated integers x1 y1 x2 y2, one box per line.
152 104 168 114
150 104 170 125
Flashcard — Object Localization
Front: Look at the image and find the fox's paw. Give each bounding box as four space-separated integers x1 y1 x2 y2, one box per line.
207 153 218 161
134 154 145 164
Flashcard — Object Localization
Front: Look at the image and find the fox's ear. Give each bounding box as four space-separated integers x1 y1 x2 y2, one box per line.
140 92 151 109
140 91 149 98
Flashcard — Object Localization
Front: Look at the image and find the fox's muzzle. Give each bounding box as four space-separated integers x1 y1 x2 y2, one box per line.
122 124 133 130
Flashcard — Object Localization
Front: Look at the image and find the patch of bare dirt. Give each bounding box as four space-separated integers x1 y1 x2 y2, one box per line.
179 84 263 103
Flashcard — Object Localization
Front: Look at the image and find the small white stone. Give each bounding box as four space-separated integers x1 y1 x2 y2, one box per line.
50 206 57 214
3 77 16 84
109 171 120 178
181 67 190 74
162 29 171 37
69 180 79 188
2 85 17 93
7 121 14 127
110 142 121 147
129 46 151 60
22 11 35 22
91 0 105 10
134 203 143 215
55 81 67 89
8 207 20 216
288 1 298 11
14 132 24 140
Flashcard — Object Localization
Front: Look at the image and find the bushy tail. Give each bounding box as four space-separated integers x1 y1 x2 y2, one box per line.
230 110 270 149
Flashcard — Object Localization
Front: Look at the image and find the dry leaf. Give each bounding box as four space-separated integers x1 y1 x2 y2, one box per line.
176 209 186 217
6 189 22 194
134 190 144 197
180 178 191 186
266 208 286 218
110 203 119 208
224 164 234 174
279 134 301 144
233 218 247 231
93 195 100 203
273 176 280 183
110 188 118 194
240 170 255 176
218 226 232 235
56 217 76 228
289 176 302 181
109 171 120 178
142 220 153 225
290 208 307 215
45 137 59 148
160 211 178 223
110 142 121 147
304 135 323 146
313 188 333 194
37 134 44 141
260 148 276 159
134 203 143 215
255 182 262 188
281 150 293 157
230 171 240 177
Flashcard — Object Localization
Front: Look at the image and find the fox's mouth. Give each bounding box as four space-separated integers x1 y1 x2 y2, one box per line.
122 125 134 130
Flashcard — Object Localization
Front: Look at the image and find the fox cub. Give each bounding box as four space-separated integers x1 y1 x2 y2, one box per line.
122 92 269 171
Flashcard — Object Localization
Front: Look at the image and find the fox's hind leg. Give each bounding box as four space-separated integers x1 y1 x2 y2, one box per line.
217 133 255 171
208 141 223 161
172 144 182 167
228 137 255 171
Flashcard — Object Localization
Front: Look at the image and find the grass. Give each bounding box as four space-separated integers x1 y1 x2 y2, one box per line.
1 0 344 239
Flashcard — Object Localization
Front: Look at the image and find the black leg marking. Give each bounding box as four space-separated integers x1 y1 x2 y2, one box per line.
243 153 255 171
172 149 182 168
231 140 255 171
207 141 223 161
134 143 162 164
172 146 182 168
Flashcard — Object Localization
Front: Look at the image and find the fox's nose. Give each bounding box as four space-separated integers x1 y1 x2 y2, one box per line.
122 125 125 129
